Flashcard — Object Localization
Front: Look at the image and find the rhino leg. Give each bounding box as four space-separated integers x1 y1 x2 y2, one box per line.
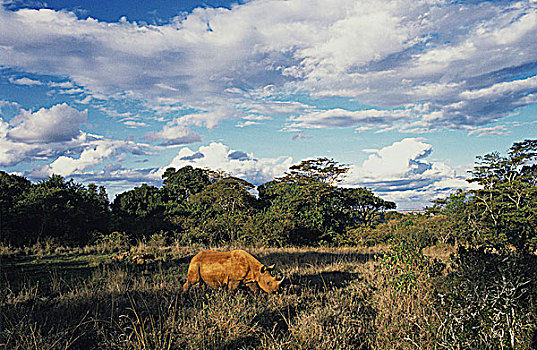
183 262 201 292
227 280 241 291
245 282 259 293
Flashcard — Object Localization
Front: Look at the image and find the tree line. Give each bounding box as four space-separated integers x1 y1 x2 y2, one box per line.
2 139 536 252
0 158 395 247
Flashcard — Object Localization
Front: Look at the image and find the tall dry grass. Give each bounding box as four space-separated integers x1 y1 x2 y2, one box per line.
1 244 536 349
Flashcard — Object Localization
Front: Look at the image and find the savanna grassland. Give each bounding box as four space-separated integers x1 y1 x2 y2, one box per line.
1 240 537 350
2 140 537 349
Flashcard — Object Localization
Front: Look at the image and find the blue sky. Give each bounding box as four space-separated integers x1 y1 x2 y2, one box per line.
1 0 536 209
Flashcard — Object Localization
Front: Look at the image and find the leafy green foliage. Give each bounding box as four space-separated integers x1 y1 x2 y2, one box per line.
258 158 395 245
0 171 31 243
467 140 537 252
2 174 110 246
186 177 258 244
380 234 442 292
259 179 345 244
1 160 394 247
433 139 537 252
112 184 169 238
341 187 396 226
162 166 212 202
284 157 349 185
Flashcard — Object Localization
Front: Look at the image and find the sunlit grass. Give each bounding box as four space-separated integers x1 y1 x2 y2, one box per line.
1 243 535 349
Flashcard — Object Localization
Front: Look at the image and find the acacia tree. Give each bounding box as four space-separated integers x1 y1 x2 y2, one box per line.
341 187 396 226
162 166 212 202
160 166 214 229
259 178 346 244
112 184 168 238
467 139 537 252
259 158 394 245
284 157 349 185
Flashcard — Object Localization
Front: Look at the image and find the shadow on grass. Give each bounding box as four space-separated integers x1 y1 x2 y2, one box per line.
287 270 362 291
257 250 379 292
260 250 379 268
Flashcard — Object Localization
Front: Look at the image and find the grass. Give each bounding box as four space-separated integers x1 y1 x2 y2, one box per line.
1 243 536 349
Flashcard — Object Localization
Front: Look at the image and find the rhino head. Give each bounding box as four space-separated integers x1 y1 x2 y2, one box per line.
257 264 284 293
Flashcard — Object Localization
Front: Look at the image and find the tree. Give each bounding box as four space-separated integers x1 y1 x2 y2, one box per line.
466 139 537 252
162 166 212 202
259 158 396 245
259 179 347 244
0 171 31 244
433 139 537 251
281 157 349 185
187 177 258 244
12 175 111 245
112 184 168 238
341 187 396 226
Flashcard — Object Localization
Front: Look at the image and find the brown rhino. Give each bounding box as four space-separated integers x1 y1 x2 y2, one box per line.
182 249 283 293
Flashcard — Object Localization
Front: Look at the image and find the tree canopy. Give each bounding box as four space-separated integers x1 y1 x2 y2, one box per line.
433 139 537 252
0 157 396 247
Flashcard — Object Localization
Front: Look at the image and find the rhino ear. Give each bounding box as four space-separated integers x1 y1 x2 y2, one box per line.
260 265 267 273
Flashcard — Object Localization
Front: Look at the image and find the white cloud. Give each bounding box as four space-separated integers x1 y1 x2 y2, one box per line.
460 75 537 100
174 110 229 130
236 120 261 128
288 107 410 129
1 1 535 132
157 142 293 185
145 123 202 145
344 138 475 209
0 103 153 170
37 138 153 177
9 77 44 86
355 138 433 179
467 125 511 137
44 142 116 176
7 103 87 143
123 120 148 128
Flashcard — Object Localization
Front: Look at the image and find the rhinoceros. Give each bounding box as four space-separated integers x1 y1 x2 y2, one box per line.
182 249 283 293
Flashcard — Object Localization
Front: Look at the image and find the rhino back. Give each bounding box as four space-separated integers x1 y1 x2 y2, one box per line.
194 251 251 284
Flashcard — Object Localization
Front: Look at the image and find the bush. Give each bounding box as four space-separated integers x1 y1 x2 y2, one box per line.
380 235 444 293
437 247 537 349
94 231 130 253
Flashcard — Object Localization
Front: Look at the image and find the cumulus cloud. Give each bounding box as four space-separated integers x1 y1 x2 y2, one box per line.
0 104 90 166
157 142 293 185
7 103 87 143
37 138 152 177
0 102 153 173
344 138 475 209
43 142 116 176
356 138 433 179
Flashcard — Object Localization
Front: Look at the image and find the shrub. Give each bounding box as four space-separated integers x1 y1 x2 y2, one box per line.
380 235 444 292
437 247 537 349
95 231 130 253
